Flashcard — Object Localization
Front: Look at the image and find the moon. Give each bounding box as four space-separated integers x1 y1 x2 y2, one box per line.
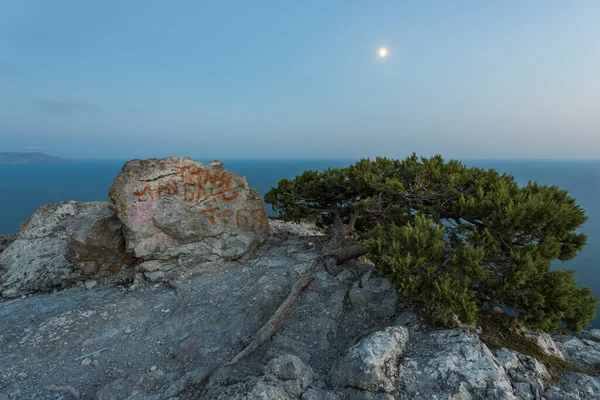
378 47 389 60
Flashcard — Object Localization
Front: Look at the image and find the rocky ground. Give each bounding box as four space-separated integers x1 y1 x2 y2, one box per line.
1 222 600 399
0 234 16 253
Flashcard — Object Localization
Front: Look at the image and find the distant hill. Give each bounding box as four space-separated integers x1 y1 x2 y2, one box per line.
0 152 74 164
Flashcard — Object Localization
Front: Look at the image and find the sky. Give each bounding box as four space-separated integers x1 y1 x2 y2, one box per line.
0 1 599 160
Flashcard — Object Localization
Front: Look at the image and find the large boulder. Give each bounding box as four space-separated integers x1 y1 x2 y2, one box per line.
0 201 132 297
108 157 269 260
330 326 409 394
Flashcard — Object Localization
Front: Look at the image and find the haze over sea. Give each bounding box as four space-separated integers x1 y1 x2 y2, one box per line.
1 158 599 327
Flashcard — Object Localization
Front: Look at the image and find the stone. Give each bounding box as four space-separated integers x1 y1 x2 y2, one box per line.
396 330 515 399
348 272 397 318
558 372 600 399
81 358 92 366
246 381 292 400
138 261 163 273
84 280 98 290
525 332 564 359
302 388 343 400
558 336 600 370
265 354 314 389
581 329 600 343
330 326 409 393
144 270 167 283
46 384 82 399
0 234 17 254
0 201 132 297
345 388 395 400
109 158 269 261
512 382 532 398
268 219 325 237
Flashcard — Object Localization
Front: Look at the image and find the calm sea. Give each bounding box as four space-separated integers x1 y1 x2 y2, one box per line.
1 159 599 327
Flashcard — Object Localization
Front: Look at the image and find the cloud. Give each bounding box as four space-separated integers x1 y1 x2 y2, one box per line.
34 100 95 114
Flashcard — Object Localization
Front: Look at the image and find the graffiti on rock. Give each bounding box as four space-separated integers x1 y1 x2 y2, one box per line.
130 166 266 232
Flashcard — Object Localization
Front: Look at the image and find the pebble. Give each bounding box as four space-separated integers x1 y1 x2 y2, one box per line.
16 372 28 380
150 365 158 372
81 358 92 366
125 327 132 334
91 360 100 366
84 280 98 290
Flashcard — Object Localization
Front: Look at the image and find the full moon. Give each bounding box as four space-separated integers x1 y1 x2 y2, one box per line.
378 47 389 59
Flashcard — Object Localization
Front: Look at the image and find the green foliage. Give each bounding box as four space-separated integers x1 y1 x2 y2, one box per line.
265 154 597 332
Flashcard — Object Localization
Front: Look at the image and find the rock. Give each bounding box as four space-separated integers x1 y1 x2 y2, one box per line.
397 330 515 399
81 358 92 366
0 201 132 297
330 326 409 393
46 384 82 400
525 332 564 359
138 260 163 272
348 272 397 319
109 158 269 261
144 270 167 283
265 354 314 390
302 388 343 400
512 381 532 398
558 336 600 370
247 381 293 400
0 234 17 254
558 372 600 399
344 388 395 399
581 329 600 343
268 219 325 237
84 280 98 290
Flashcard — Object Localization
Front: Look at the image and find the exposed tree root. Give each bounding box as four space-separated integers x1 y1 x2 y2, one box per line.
222 274 315 367
191 217 365 393
195 274 315 389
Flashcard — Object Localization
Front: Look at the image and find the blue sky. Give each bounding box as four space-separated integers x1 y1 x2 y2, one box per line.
0 1 599 159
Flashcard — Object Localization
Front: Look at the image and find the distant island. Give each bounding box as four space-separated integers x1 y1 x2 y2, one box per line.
0 152 74 164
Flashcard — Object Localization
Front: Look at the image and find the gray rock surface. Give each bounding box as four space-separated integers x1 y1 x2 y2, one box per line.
397 329 516 399
1 216 599 399
0 234 17 254
109 157 269 261
582 329 600 343
0 201 132 297
525 331 564 359
330 326 408 393
559 336 600 370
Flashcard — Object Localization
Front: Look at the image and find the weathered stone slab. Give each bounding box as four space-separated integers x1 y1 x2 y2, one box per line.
0 201 131 297
109 157 269 260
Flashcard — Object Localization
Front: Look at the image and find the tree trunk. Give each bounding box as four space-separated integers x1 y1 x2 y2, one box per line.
328 243 366 264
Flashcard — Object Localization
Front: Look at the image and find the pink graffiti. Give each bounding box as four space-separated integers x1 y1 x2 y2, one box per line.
154 233 173 245
131 201 157 224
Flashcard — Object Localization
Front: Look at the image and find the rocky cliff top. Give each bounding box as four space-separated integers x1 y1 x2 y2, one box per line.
1 158 599 400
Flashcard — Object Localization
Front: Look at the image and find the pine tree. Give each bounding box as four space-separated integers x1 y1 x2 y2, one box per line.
265 154 597 332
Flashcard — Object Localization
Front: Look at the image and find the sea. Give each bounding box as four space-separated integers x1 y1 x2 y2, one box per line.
1 158 599 327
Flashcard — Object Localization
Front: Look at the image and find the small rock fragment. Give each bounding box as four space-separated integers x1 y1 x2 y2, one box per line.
84 280 98 290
